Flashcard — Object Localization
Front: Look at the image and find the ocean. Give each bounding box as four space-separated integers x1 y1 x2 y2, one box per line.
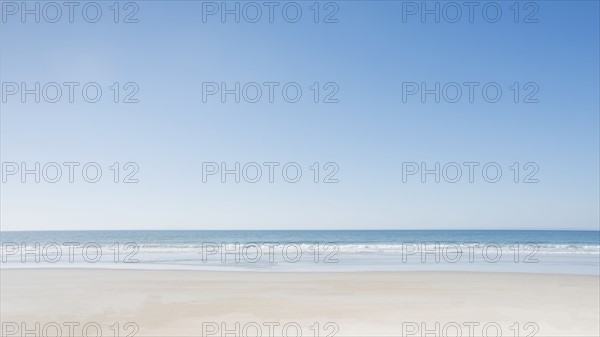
1 230 598 275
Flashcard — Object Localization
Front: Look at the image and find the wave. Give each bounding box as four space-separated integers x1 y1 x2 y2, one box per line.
2 242 599 258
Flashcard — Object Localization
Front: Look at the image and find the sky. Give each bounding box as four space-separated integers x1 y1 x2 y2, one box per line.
1 0 599 231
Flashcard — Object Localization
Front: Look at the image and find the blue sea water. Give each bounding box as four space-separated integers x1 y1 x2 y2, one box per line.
1 230 598 275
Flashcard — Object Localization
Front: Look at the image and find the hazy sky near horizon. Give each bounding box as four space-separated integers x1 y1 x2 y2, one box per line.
1 1 599 231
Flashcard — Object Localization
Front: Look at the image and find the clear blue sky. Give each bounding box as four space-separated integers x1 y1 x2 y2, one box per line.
1 1 598 231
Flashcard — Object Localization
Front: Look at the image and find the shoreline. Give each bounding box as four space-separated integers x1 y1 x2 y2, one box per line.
1 266 600 277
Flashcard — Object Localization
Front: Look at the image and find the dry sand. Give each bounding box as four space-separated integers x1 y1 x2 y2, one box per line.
1 269 598 336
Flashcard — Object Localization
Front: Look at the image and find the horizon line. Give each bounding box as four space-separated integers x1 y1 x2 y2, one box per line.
1 228 599 232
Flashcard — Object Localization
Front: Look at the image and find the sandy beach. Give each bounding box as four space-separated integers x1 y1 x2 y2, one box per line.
0 269 598 336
